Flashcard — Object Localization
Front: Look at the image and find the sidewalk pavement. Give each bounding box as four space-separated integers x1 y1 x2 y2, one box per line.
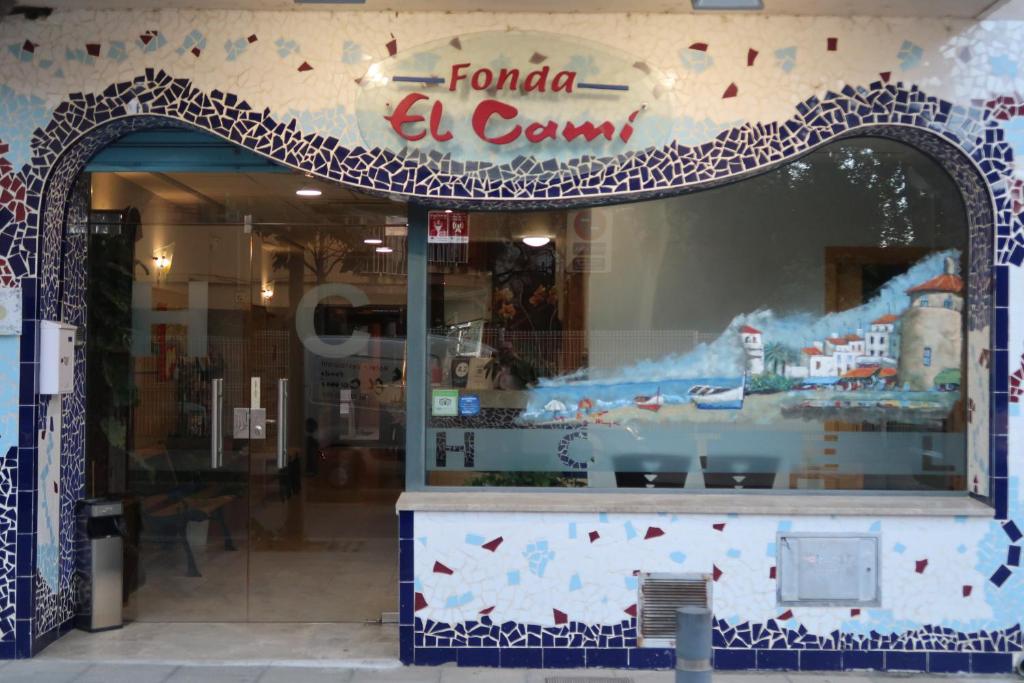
0 660 1018 683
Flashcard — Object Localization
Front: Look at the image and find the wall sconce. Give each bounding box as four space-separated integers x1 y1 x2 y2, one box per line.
261 286 274 300
153 254 171 271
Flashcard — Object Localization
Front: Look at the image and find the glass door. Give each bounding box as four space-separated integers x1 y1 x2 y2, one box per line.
102 220 256 622
246 223 407 622
88 169 408 624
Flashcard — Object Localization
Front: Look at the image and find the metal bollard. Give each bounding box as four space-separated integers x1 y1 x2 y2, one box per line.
675 606 712 683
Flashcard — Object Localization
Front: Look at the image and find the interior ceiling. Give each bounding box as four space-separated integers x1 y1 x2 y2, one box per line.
113 171 405 226
14 0 1019 17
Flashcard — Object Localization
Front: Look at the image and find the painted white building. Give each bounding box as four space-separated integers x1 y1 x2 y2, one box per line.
802 345 838 377
739 324 764 375
868 313 899 360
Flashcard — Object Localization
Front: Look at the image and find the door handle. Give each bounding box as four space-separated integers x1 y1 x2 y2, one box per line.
211 378 224 469
277 378 288 469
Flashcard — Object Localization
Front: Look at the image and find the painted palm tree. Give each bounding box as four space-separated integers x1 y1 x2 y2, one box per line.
764 342 787 375
764 342 801 376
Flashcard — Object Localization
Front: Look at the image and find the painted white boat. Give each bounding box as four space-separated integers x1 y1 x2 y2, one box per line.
688 379 744 410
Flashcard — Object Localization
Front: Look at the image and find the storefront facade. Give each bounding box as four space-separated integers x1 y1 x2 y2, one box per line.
0 4 1022 674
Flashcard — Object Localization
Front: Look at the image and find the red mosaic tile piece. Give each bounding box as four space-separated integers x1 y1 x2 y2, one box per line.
298 61 313 72
850 608 861 617
689 42 709 52
722 83 738 98
915 559 928 574
588 531 599 543
712 564 723 581
432 561 454 575
248 34 258 43
624 604 637 617
86 43 101 57
191 47 202 57
963 585 973 597
387 35 398 57
553 608 568 625
747 48 758 66
479 606 495 615
880 71 892 83
777 609 793 620
414 592 428 611
644 527 664 540
482 536 503 552
712 523 726 531
769 566 776 579
827 37 838 51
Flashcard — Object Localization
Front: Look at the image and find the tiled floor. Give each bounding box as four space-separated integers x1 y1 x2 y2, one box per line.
0 661 1017 683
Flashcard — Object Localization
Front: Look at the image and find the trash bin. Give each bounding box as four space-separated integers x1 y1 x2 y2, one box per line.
76 498 125 632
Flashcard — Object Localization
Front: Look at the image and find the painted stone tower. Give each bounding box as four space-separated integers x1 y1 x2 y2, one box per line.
740 324 764 374
898 257 964 391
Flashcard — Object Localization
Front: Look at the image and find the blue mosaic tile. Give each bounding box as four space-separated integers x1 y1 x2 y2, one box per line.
928 651 971 673
713 648 756 670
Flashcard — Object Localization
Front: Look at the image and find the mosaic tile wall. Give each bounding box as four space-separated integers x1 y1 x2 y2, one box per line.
0 9 1021 669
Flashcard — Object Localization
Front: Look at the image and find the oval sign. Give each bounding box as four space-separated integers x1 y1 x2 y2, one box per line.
355 31 677 166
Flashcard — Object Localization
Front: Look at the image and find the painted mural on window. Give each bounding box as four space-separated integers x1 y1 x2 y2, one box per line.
520 251 964 427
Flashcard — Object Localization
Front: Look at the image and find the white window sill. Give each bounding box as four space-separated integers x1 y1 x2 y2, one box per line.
397 491 993 517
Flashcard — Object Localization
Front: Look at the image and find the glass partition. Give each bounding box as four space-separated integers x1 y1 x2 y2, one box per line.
424 138 969 490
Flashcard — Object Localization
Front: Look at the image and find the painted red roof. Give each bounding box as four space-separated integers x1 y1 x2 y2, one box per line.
879 368 898 377
739 325 761 334
826 337 849 346
802 347 822 356
872 314 898 325
846 334 864 342
907 273 963 295
842 367 878 379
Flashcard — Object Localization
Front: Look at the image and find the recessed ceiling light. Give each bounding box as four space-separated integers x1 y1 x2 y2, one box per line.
295 188 322 197
364 238 384 245
692 0 763 9
444 209 453 214
376 246 394 253
522 236 551 248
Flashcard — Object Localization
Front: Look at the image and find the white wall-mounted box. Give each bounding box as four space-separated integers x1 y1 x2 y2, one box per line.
39 320 76 395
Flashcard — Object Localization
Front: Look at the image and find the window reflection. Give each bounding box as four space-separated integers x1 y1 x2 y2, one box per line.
425 139 969 491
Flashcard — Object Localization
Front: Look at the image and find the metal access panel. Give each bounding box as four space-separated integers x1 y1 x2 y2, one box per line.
777 533 880 606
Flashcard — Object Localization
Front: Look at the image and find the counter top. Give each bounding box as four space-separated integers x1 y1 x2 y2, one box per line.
396 491 993 517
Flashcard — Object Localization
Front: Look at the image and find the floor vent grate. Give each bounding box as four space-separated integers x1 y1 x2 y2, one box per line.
637 572 712 647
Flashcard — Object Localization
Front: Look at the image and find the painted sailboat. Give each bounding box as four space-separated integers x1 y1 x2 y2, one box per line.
688 377 745 410
633 388 665 412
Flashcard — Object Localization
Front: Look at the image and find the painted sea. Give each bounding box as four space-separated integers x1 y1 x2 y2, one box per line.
521 377 743 420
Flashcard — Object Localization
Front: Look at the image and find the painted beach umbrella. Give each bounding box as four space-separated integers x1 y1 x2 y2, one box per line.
544 399 567 414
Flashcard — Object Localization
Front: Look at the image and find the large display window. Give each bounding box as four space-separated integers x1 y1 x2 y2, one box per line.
423 138 970 490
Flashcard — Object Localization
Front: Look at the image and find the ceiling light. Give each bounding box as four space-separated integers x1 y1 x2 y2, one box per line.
522 236 551 248
364 238 384 245
691 0 763 9
295 188 322 197
444 209 453 214
375 246 394 253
